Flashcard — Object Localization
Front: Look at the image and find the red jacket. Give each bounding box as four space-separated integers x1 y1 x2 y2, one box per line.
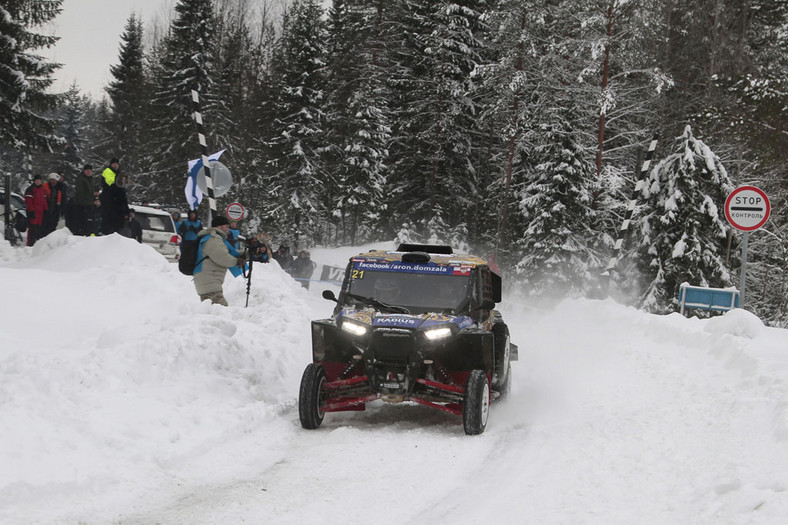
24 182 49 226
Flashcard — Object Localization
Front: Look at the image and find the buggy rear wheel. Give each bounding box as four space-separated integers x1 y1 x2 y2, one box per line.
463 370 490 435
298 363 326 429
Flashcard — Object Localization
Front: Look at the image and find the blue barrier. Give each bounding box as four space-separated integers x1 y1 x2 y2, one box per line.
678 283 739 315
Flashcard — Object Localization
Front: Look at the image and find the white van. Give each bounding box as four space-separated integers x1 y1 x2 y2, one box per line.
130 205 181 262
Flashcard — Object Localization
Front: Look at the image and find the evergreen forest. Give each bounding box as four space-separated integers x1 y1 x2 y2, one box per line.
1 0 786 324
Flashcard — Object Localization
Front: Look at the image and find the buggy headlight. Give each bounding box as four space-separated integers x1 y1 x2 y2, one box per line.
424 326 452 341
341 320 369 337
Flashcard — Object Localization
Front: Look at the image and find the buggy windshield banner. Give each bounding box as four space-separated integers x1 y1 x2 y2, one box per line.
353 260 471 276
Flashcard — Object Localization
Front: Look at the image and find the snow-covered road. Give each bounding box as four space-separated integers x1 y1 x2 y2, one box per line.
1 233 786 524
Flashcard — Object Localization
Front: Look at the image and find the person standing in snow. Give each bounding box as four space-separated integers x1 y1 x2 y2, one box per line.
24 174 48 246
178 209 202 252
227 220 240 249
172 211 183 237
72 164 95 236
41 172 62 236
99 157 120 235
272 243 293 272
193 216 246 306
292 250 316 289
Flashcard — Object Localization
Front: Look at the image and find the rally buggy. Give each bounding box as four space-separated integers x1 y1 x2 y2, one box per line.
298 244 518 435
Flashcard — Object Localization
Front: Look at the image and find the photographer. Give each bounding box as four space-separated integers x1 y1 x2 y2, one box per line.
250 234 272 263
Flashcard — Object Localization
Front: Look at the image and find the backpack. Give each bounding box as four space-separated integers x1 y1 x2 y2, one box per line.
178 239 208 276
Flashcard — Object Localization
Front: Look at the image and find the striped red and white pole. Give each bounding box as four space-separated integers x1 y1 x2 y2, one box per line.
601 134 659 287
190 86 216 220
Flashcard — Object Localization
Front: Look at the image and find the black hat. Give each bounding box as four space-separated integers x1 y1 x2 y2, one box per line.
33 174 42 180
110 157 119 165
83 164 93 171
211 216 229 227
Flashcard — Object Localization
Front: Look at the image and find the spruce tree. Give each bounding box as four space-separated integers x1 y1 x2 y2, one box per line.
266 0 327 244
636 125 735 313
384 0 488 240
323 0 390 244
106 14 149 182
0 0 62 154
514 107 601 298
147 0 219 206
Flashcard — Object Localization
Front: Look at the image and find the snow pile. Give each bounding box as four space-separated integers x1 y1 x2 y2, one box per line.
1 233 787 524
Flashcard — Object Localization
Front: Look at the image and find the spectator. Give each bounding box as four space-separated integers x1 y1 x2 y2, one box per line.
227 220 240 249
250 234 272 263
119 208 143 243
72 164 94 236
178 209 202 251
99 157 120 235
172 211 182 236
24 174 48 246
292 250 316 289
42 172 62 236
272 243 293 272
110 174 130 234
102 157 119 187
87 189 102 236
193 216 245 306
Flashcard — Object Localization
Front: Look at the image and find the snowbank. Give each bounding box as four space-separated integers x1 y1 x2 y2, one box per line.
1 234 787 524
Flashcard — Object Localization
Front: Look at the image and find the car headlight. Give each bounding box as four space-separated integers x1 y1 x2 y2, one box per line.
424 326 452 341
341 320 369 337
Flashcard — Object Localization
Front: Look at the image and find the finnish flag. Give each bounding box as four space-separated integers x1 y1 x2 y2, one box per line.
185 149 225 210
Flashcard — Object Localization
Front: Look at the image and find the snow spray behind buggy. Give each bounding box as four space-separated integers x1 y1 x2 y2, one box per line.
298 244 518 435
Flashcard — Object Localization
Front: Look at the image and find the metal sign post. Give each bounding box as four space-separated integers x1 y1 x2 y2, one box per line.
724 186 770 308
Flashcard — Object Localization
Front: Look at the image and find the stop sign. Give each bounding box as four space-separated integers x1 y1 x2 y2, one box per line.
225 202 245 221
725 186 770 231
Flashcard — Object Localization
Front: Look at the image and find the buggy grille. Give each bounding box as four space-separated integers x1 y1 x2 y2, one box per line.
370 330 415 362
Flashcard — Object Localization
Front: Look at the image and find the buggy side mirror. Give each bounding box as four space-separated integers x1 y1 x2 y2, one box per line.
322 290 338 303
480 299 495 311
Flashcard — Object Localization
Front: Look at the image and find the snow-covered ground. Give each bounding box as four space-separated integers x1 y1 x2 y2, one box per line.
1 231 787 524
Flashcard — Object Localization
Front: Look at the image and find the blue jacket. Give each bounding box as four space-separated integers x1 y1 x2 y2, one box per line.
179 219 202 242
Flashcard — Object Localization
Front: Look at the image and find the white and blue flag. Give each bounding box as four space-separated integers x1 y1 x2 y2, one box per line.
185 149 225 210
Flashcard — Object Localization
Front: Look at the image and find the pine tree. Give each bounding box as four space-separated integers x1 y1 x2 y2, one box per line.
323 0 390 244
384 0 489 240
0 0 62 153
636 125 735 313
53 83 90 173
147 0 219 206
265 0 327 244
514 107 602 298
106 14 150 181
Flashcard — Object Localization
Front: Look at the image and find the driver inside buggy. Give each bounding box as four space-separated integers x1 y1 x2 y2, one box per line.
373 277 400 304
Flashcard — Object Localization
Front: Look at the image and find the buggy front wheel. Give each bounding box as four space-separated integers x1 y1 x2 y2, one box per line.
298 363 326 429
463 370 490 435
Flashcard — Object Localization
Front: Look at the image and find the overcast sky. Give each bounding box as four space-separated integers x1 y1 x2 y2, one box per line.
44 0 174 100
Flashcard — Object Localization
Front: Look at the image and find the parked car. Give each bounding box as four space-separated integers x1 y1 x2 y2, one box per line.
1 189 28 245
299 243 518 435
129 205 181 262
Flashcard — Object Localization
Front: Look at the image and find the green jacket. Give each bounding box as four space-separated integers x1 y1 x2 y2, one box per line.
74 172 95 206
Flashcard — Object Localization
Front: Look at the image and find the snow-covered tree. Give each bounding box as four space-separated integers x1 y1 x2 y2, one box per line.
265 0 327 243
146 0 220 206
0 0 62 153
323 0 390 244
384 0 488 240
514 107 602 298
636 125 735 313
52 83 90 173
105 14 150 180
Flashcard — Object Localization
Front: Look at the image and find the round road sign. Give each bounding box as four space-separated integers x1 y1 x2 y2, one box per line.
225 202 245 221
725 186 770 231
